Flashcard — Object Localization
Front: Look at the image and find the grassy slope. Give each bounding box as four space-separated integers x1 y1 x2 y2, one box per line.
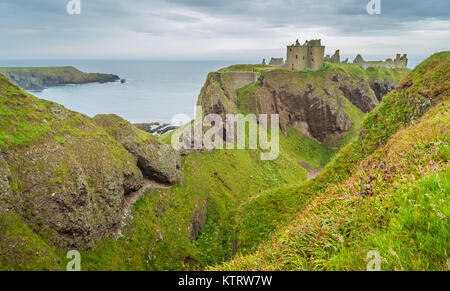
0 212 61 271
0 74 140 270
76 147 307 270
214 51 449 270
232 63 387 252
0 95 308 270
0 60 416 271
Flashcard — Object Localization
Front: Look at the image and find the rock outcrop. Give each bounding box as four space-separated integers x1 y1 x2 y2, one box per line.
94 114 184 184
134 122 177 135
0 74 143 249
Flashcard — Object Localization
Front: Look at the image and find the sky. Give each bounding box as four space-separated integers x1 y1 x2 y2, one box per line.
0 0 449 64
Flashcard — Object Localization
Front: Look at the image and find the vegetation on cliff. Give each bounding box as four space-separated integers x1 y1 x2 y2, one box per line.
0 52 446 271
0 66 119 91
214 51 449 271
0 73 144 253
0 72 308 270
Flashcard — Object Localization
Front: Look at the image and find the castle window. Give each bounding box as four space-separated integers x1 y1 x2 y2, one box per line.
303 56 305 60
296 55 298 59
312 58 314 62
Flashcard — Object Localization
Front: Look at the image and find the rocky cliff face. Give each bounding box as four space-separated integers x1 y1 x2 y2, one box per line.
0 74 181 249
198 64 408 142
244 71 357 141
197 72 238 118
369 79 397 102
93 114 184 184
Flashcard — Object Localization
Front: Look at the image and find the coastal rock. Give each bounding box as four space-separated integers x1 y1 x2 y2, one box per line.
94 114 184 184
0 66 120 91
134 122 177 135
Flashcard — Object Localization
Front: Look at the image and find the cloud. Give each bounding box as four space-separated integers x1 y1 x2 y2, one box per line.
0 0 448 61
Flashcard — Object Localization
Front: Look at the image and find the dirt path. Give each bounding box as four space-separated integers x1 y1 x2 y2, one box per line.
298 162 322 180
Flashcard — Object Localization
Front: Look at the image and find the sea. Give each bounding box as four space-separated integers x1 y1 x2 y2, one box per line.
0 60 238 124
0 57 422 124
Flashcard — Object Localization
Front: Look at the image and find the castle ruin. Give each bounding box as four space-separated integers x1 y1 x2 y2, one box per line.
286 39 325 71
261 39 407 71
269 58 284 66
353 53 408 69
325 50 341 63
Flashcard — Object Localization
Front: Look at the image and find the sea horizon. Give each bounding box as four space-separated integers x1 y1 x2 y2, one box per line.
0 60 242 124
0 55 427 124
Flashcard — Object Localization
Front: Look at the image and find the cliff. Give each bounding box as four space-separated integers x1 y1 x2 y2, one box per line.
199 63 409 143
0 66 120 90
1 52 447 271
215 51 450 271
0 74 182 254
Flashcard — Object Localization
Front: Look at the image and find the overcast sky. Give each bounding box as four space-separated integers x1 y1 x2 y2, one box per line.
0 0 449 63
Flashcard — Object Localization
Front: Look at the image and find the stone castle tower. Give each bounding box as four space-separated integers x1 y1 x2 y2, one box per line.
286 39 325 71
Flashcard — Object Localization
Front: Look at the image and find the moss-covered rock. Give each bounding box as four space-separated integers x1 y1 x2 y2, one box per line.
93 114 184 184
0 73 144 249
0 156 11 214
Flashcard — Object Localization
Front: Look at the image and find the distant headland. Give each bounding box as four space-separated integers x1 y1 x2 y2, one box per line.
0 66 120 91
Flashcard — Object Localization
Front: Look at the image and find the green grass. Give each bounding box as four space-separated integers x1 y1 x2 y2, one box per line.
0 52 444 271
0 212 62 271
78 146 306 270
327 168 449 271
213 51 450 271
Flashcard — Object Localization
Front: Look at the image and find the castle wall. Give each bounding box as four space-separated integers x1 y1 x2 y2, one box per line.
269 58 284 66
223 72 261 90
354 54 408 69
286 45 308 71
308 45 325 71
